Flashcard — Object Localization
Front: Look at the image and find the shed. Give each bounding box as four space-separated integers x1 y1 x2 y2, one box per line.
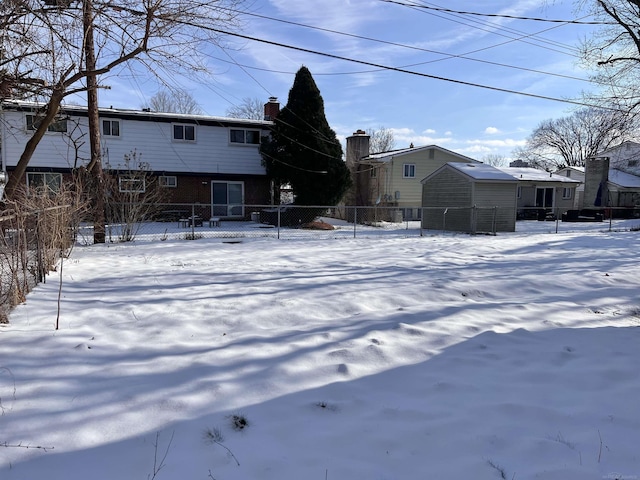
421 162 518 233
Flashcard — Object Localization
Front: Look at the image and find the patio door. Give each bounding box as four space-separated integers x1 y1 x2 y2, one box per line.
535 187 554 208
211 181 244 217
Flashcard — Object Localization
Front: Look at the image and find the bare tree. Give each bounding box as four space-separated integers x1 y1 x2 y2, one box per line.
225 97 264 120
513 107 634 170
366 126 396 153
144 89 203 115
578 0 640 114
481 154 508 167
1 0 246 199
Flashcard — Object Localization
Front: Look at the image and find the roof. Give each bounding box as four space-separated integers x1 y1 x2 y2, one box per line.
364 144 478 163
498 167 581 184
1 99 274 127
422 162 517 183
556 166 585 173
608 169 640 188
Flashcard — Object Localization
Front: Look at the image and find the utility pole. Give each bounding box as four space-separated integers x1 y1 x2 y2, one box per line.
83 0 106 243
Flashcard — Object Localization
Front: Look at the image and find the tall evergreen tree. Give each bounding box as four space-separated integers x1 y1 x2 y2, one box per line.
261 66 351 206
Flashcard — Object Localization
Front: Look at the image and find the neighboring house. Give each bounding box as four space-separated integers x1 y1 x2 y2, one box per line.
576 142 640 212
345 130 479 220
498 167 580 218
0 99 278 217
556 166 585 208
421 162 518 233
598 140 640 176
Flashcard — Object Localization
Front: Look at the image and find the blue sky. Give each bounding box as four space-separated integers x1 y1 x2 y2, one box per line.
98 0 601 161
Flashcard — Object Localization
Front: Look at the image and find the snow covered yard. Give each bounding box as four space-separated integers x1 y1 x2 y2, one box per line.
1 222 640 480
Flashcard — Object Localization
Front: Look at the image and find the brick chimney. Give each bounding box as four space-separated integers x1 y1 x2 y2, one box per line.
264 97 280 121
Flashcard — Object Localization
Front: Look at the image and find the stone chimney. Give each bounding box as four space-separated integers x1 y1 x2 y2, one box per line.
264 97 280 121
345 130 371 207
345 129 370 170
583 156 610 209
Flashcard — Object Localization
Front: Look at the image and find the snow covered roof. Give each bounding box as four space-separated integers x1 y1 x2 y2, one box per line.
426 162 517 182
608 169 640 188
1 99 274 127
498 167 581 184
364 145 478 163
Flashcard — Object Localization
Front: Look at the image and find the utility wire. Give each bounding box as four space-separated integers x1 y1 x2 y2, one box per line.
380 0 612 25
229 8 592 84
183 22 615 110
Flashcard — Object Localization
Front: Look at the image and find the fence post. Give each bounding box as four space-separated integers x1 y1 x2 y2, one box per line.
471 205 477 234
277 204 281 240
442 208 448 234
191 204 195 237
420 207 424 237
492 206 497 235
353 206 357 238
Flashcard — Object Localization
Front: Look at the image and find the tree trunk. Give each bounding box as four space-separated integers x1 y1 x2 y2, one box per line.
83 0 105 243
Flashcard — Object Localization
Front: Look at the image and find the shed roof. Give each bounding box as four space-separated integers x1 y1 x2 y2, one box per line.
421 162 517 183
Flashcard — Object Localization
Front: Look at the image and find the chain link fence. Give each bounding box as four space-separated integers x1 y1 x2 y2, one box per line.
0 205 74 323
74 203 640 244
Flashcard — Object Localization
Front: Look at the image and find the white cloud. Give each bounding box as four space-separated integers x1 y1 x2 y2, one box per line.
423 128 436 134
485 127 501 134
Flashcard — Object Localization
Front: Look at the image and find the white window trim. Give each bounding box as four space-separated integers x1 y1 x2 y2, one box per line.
119 176 146 193
212 180 245 217
159 175 177 188
562 187 572 199
229 128 261 146
403 163 416 178
101 119 121 138
26 172 63 192
172 123 196 142
25 114 68 133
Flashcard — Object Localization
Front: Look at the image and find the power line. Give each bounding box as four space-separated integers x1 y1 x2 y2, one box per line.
380 0 611 25
230 8 592 84
187 23 614 110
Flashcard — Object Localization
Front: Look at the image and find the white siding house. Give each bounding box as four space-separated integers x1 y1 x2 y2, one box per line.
0 100 276 216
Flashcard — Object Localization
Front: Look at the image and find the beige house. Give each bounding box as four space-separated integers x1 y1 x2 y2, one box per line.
345 130 479 220
498 167 581 219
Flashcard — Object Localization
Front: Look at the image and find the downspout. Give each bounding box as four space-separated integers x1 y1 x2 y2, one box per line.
0 103 7 199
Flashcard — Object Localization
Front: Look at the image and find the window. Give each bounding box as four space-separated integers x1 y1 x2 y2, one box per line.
26 172 62 192
370 167 377 178
517 186 522 198
173 124 196 142
229 129 260 145
212 181 244 217
102 119 120 137
159 175 177 188
403 163 416 178
119 176 145 193
562 187 572 199
628 160 638 167
26 114 67 133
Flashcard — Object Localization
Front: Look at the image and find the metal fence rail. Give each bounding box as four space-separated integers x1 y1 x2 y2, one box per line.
76 203 640 244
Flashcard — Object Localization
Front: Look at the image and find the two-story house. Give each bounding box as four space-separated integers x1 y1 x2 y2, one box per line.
345 130 480 220
0 98 279 217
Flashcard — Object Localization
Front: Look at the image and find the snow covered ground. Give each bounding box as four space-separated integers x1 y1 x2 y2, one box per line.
1 220 639 480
